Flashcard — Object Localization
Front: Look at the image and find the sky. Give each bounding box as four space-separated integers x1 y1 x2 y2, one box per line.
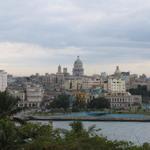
0 0 150 76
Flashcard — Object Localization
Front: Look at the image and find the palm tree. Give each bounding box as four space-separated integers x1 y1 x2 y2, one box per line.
0 91 19 118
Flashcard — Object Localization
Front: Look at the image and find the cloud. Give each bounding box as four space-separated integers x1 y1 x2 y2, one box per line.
0 0 150 75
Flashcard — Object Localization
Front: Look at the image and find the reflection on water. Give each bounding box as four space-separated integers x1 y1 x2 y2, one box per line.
30 120 150 145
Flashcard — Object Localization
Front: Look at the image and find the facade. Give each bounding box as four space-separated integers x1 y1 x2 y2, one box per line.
18 83 44 108
108 78 126 93
106 92 142 110
72 56 84 76
0 70 7 92
64 79 83 91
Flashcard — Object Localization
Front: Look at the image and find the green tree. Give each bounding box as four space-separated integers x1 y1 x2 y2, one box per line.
0 119 18 150
0 119 148 150
0 91 19 118
50 94 70 110
87 97 110 109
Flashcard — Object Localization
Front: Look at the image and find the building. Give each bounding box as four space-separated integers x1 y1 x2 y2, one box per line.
0 70 7 92
108 78 126 93
18 83 44 108
100 72 108 81
64 79 83 91
63 68 67 74
57 65 62 74
106 92 142 110
72 56 84 77
63 67 69 76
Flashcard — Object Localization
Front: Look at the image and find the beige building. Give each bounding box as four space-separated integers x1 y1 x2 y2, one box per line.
106 92 142 110
64 79 83 91
18 83 44 108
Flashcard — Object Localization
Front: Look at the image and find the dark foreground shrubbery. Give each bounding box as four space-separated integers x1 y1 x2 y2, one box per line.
0 119 150 150
0 91 150 150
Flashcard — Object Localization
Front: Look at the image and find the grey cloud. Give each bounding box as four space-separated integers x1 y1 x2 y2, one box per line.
0 0 150 75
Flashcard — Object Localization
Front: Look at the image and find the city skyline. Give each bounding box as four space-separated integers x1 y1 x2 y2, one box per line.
2 56 150 77
0 0 150 76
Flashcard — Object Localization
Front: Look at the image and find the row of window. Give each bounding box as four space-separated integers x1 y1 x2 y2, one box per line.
111 103 130 107
111 98 132 103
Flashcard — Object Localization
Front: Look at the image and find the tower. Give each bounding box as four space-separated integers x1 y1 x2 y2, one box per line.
72 56 84 76
114 66 121 77
57 65 62 74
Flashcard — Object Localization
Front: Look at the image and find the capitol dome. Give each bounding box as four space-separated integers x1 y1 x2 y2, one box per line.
74 56 83 66
73 56 84 76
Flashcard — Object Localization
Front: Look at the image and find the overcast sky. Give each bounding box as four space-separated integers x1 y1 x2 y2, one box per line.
0 0 150 76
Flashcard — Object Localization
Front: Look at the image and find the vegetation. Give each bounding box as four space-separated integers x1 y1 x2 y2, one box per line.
72 99 87 111
129 85 150 103
1 91 150 150
0 119 150 150
0 91 19 118
49 94 70 110
129 85 148 97
87 97 110 109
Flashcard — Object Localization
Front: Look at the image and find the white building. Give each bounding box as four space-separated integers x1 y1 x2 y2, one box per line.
0 70 7 92
108 78 126 93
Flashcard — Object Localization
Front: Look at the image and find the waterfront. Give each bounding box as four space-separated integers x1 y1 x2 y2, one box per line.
30 120 150 145
28 112 150 122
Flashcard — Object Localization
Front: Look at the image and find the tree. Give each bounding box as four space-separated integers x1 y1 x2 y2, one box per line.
50 94 70 110
129 85 148 97
0 91 19 118
0 119 18 150
0 118 148 150
72 93 87 111
87 97 110 109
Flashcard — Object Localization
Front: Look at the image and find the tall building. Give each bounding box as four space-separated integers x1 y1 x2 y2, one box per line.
0 70 7 92
72 56 84 77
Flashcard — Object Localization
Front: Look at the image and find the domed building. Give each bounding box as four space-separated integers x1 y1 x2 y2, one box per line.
72 56 84 76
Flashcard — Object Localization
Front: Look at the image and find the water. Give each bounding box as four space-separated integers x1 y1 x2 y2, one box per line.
28 112 150 144
60 112 148 119
30 120 150 145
